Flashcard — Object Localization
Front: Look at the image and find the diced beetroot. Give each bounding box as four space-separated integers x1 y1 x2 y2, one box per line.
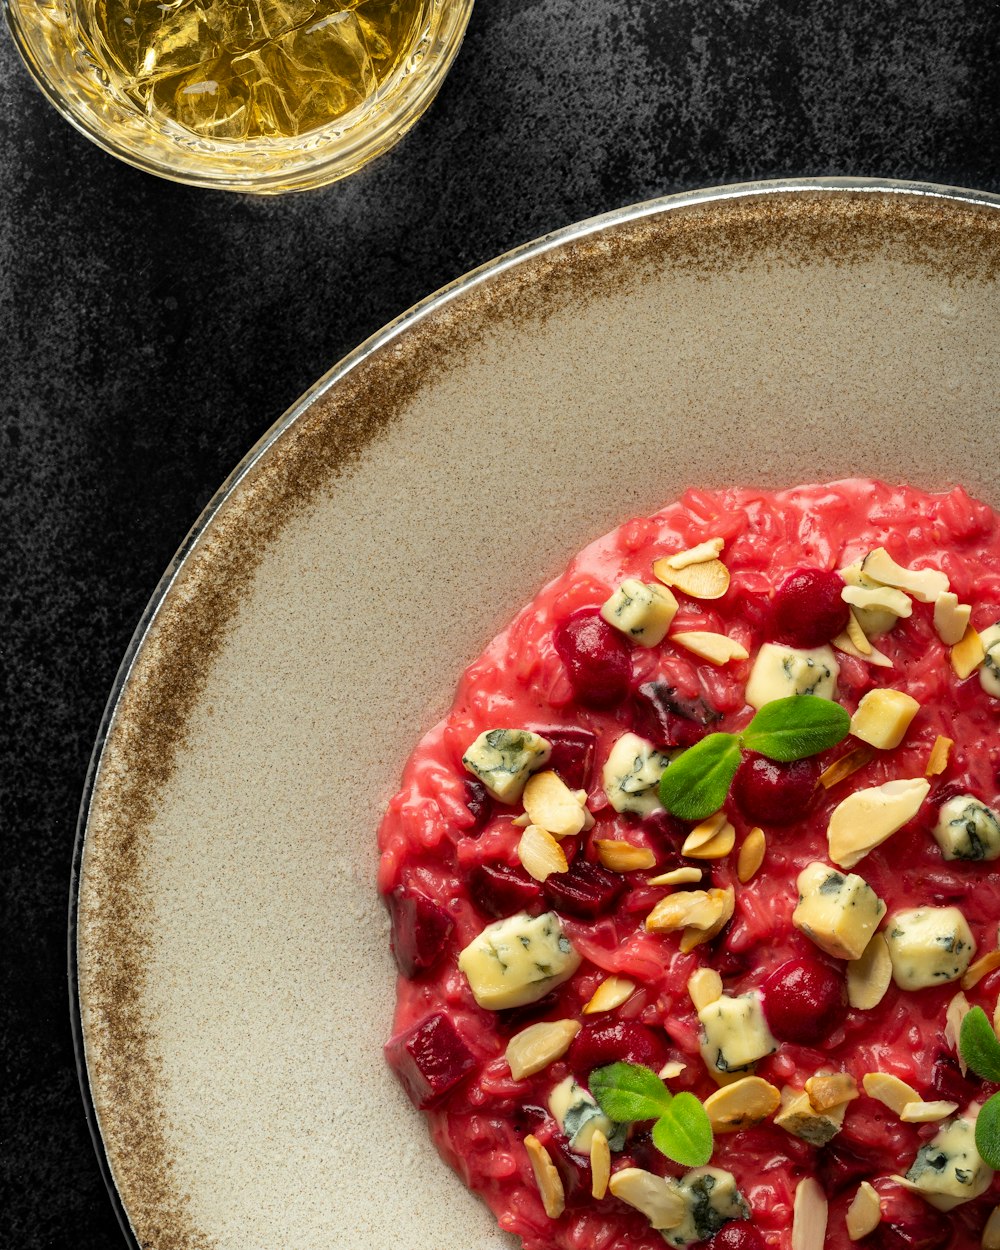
553 610 632 708
928 1053 981 1105
569 1019 671 1076
632 680 720 748
770 566 850 648
542 728 597 790
729 753 820 826
871 1179 951 1250
463 779 493 835
468 863 544 918
759 955 848 1045
641 809 689 863
388 887 454 978
543 858 628 919
707 1225 766 1250
385 1012 477 1109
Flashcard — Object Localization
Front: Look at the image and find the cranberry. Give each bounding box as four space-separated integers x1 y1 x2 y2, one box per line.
770 566 850 647
568 1019 670 1076
873 1180 950 1250
385 1012 477 1109
463 778 493 835
707 1225 766 1250
468 863 544 918
632 680 720 748
553 610 632 708
730 753 819 826
388 887 454 978
543 858 628 919
759 956 848 1045
543 728 597 790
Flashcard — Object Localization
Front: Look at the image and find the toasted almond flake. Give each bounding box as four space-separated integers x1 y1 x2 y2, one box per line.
934 592 973 646
819 744 876 790
679 887 735 952
847 932 893 1011
511 813 530 827
833 630 894 667
861 547 950 603
584 976 636 1014
900 1099 959 1122
842 584 913 619
925 735 954 777
524 1135 565 1219
792 1177 828 1250
945 992 972 1073
608 1168 685 1229
671 630 749 665
590 1131 611 1200
704 1076 781 1133
983 1205 1000 1250
658 1060 687 1080
648 866 704 886
862 1072 921 1116
683 818 736 860
962 949 1000 990
846 1181 881 1240
952 624 986 679
645 889 721 934
517 824 568 882
653 556 731 600
737 827 766 883
506 1019 582 1080
805 1073 859 1112
596 839 656 872
995 997 1000 1034
682 810 728 851
827 777 930 869
687 967 724 1011
662 537 726 570
846 608 873 655
523 770 589 838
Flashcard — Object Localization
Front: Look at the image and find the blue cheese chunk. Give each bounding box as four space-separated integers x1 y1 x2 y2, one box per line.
661 1167 751 1247
979 622 1000 697
903 1107 995 1210
792 861 887 961
885 907 976 990
462 729 552 803
698 992 777 1080
774 1086 846 1146
548 1075 626 1153
933 795 1000 862
601 578 678 647
745 643 839 709
602 732 670 816
458 911 580 1010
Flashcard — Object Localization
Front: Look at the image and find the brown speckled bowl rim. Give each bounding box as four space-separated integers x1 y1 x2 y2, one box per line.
68 176 1000 1248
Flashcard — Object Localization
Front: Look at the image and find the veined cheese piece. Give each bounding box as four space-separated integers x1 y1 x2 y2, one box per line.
981 622 1000 696
901 1106 995 1210
548 1075 624 1153
745 643 839 709
602 732 670 816
462 729 551 803
885 907 976 990
661 1167 751 1247
849 689 920 750
698 992 777 1081
827 777 930 869
933 795 1000 861
775 1086 847 1146
458 911 580 1009
861 546 950 603
600 578 678 647
792 861 887 961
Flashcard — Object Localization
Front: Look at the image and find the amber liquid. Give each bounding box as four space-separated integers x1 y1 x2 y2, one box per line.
77 0 429 140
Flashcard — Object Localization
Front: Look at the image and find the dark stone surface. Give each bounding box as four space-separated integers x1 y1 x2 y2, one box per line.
1 0 998 1245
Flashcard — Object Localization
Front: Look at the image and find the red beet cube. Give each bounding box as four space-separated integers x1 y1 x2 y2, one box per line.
553 610 632 708
463 778 493 835
388 887 454 978
542 728 597 790
468 863 544 918
569 1019 670 1076
543 858 627 919
632 681 720 748
385 1012 477 1109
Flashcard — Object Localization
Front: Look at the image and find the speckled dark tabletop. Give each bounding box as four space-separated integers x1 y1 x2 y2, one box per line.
1 1 999 1244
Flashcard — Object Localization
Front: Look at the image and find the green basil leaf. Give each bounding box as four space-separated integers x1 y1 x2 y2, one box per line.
658 733 741 820
742 695 851 761
974 1091 1000 1170
589 1062 673 1123
651 1092 714 1167
959 1006 1000 1083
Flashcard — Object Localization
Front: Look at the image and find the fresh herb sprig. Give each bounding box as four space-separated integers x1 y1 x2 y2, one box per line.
958 1006 1000 1169
659 695 850 820
589 1061 713 1167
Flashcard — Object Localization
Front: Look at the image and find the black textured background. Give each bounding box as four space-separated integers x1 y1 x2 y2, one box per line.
2 1 999 1245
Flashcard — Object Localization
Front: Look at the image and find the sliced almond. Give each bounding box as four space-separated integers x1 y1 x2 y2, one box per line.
842 584 913 619
737 827 766 883
819 744 876 789
670 630 748 665
524 1134 565 1219
862 1071 921 1116
679 887 735 952
682 818 736 860
608 1167 685 1229
846 1181 881 1240
648 866 704 886
900 1099 959 1122
961 949 1000 990
845 608 873 655
827 777 930 868
687 967 724 1012
596 839 656 872
833 631 894 667
523 770 589 838
681 810 728 852
792 1177 828 1250
805 1073 859 1113
952 624 986 679
583 975 635 1014
847 933 893 1011
934 592 973 646
704 1076 781 1133
590 1130 611 1200
646 889 722 934
983 1205 1000 1250
659 1060 687 1080
925 735 954 777
861 547 950 603
506 1019 581 1080
945 991 972 1073
518 824 568 881
849 689 921 751
662 537 726 569
653 556 730 600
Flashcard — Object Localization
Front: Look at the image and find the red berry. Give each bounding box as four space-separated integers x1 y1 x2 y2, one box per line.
553 610 632 708
385 1012 477 1109
770 567 850 647
543 858 627 919
707 1225 766 1250
759 956 848 1045
543 728 598 790
568 1019 670 1075
468 863 544 918
730 753 819 825
387 887 454 978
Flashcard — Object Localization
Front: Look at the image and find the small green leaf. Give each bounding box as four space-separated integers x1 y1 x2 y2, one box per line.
651 1092 714 1167
658 733 742 820
589 1062 673 1122
959 1007 1000 1083
974 1091 1000 1170
742 695 851 762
